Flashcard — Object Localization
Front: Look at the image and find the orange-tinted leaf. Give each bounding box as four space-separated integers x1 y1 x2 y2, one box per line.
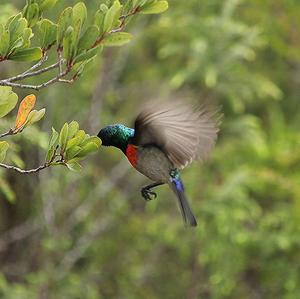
15 94 36 130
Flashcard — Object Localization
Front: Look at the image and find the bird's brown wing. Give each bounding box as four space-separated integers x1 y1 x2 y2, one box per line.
132 101 220 168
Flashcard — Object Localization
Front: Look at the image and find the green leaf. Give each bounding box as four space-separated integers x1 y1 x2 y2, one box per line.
57 7 73 48
100 4 109 13
73 46 101 64
37 19 57 50
40 0 58 11
76 142 99 158
9 37 24 54
72 2 87 27
0 29 10 56
94 10 105 36
71 61 86 77
66 160 82 172
72 19 82 54
8 16 27 49
21 28 33 50
140 0 168 14
9 47 42 62
0 141 9 162
103 0 122 33
49 127 59 149
23 108 46 128
59 123 69 152
6 13 22 33
78 25 99 51
69 4 85 52
66 130 86 150
46 148 55 163
102 32 132 47
63 26 76 61
67 121 79 140
66 145 82 160
80 136 102 147
0 86 18 118
22 3 40 27
46 127 59 162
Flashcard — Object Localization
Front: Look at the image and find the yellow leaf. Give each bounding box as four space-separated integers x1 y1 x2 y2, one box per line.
14 94 36 130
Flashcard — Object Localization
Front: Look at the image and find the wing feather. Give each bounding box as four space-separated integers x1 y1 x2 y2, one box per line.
132 101 221 168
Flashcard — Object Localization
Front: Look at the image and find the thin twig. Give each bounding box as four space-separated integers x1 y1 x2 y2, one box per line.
0 161 66 174
0 145 65 174
58 50 63 74
0 162 50 174
58 78 74 84
0 68 70 90
4 60 61 82
0 54 65 89
110 27 123 34
0 129 14 139
120 7 140 23
22 54 48 75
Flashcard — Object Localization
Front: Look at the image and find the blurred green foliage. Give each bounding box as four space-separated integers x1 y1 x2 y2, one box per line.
0 0 300 298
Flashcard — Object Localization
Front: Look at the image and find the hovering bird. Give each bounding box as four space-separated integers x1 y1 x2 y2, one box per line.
98 101 220 227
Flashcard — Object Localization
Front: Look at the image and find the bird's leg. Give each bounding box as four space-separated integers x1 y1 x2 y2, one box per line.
141 182 164 201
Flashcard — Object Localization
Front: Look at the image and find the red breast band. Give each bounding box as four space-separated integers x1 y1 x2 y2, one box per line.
126 144 138 167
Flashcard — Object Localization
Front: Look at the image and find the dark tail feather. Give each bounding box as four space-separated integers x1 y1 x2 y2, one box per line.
170 178 197 227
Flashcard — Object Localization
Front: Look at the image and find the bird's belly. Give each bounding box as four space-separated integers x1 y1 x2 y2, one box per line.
134 146 173 182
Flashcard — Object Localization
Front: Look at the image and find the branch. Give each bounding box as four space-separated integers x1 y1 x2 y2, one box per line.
0 161 66 174
22 54 48 75
0 162 50 174
58 50 63 74
0 129 14 139
0 52 68 90
0 145 65 174
0 7 141 90
0 68 70 91
4 60 61 82
120 6 141 24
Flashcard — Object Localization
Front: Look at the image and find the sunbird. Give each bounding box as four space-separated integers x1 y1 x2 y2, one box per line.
98 101 220 227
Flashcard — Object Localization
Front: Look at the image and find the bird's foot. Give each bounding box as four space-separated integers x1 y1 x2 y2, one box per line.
141 187 157 201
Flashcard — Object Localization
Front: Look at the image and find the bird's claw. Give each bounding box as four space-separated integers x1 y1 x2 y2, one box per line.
141 188 157 201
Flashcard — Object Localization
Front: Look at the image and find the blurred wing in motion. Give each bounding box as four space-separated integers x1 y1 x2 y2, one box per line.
132 101 221 168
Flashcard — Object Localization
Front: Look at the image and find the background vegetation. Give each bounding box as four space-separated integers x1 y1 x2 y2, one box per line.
0 0 300 298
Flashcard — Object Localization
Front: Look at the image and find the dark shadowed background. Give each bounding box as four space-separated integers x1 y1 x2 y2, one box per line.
0 0 300 298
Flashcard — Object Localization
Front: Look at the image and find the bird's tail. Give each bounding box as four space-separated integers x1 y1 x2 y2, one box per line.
169 178 197 227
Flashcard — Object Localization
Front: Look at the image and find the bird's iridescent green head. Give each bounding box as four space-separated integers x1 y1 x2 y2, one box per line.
98 124 134 152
